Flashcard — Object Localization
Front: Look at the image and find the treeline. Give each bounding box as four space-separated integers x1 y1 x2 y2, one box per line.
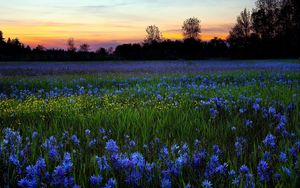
0 0 299 61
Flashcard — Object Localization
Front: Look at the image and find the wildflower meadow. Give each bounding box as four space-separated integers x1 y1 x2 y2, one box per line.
0 62 299 187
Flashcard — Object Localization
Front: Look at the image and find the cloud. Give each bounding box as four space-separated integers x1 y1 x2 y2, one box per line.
202 23 233 33
81 2 133 10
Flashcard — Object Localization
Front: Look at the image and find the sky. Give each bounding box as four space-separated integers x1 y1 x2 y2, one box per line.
0 0 256 50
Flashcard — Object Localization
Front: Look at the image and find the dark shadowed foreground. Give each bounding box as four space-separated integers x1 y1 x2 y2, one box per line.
0 60 299 76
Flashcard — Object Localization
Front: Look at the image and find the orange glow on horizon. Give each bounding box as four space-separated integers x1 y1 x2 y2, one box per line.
1 21 230 49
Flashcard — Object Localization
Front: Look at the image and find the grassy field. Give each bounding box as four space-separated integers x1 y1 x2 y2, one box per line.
0 68 299 187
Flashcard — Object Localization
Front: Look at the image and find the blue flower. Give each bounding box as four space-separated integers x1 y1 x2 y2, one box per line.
235 137 247 157
263 134 276 148
161 178 171 188
201 179 212 188
126 170 142 186
104 178 117 188
159 147 169 160
212 145 221 155
268 107 276 115
157 94 163 101
49 148 58 160
244 120 253 128
205 155 219 178
279 152 287 163
131 152 145 169
257 160 270 182
129 140 136 148
18 178 37 188
85 129 91 135
281 166 291 176
62 152 73 172
9 154 20 166
52 152 74 186
240 165 249 174
209 108 218 118
71 135 80 145
32 131 38 139
239 108 247 113
105 139 119 153
228 169 236 176
90 175 102 186
215 163 228 175
96 156 110 172
35 158 46 175
89 139 97 147
252 103 260 111
232 177 240 186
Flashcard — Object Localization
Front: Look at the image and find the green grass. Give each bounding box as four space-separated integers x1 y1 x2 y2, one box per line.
0 71 299 187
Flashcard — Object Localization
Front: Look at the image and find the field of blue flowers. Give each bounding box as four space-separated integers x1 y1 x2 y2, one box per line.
0 68 299 187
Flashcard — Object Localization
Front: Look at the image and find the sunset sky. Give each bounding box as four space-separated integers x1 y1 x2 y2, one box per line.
0 0 256 50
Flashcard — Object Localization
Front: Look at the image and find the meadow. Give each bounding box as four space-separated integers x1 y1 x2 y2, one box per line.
0 60 299 187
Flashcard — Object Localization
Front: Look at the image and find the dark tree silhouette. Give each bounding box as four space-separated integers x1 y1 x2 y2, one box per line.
182 17 201 40
205 37 228 57
96 48 108 56
34 45 46 52
79 43 90 52
252 0 282 39
67 38 76 52
145 25 162 44
0 31 4 43
229 9 252 39
228 9 258 58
